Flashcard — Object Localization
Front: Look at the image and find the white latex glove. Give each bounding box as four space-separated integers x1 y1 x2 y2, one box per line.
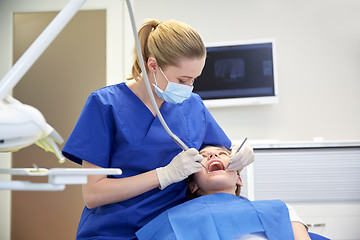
156 148 203 190
35 123 65 163
227 141 254 171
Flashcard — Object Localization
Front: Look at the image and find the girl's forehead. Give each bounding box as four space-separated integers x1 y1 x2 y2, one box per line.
200 146 229 154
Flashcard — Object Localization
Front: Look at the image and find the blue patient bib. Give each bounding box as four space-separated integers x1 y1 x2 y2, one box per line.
136 193 294 240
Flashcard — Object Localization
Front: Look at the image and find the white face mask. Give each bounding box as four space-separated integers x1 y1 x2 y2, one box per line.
152 68 194 104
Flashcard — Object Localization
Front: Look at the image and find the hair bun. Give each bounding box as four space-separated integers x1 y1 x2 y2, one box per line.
151 19 161 30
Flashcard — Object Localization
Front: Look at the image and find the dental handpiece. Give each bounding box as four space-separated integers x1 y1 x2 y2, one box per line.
225 138 248 169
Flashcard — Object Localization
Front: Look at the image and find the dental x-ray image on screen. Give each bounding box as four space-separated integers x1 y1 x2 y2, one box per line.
194 39 278 108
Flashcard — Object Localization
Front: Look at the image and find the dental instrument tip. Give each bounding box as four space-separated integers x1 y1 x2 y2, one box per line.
225 137 248 169
199 162 209 173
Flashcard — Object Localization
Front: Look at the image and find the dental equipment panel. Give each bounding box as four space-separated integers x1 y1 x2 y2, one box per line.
0 168 122 191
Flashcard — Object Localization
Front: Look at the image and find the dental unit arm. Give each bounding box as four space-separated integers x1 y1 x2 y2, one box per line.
0 0 124 191
0 0 88 162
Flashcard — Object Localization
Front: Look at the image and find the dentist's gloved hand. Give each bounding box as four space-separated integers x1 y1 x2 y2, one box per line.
156 148 203 190
35 123 65 163
227 141 254 171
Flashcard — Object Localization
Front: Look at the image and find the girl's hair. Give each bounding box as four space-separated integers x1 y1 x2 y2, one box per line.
127 19 206 81
186 171 242 200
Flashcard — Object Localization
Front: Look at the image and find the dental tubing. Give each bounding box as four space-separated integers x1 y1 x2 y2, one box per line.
125 0 189 151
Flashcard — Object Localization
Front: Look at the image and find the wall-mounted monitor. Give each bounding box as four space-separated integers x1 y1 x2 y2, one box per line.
194 39 278 108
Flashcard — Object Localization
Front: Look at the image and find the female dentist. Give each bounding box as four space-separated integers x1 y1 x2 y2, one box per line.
62 19 254 239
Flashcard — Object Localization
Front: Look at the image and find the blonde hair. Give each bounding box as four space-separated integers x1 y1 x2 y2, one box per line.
128 19 206 81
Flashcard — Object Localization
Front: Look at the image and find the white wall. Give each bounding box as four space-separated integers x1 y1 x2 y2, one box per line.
132 0 360 142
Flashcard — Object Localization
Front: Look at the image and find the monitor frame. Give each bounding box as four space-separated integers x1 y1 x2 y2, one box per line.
195 38 279 108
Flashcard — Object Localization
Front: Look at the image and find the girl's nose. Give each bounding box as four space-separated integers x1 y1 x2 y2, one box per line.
208 154 218 159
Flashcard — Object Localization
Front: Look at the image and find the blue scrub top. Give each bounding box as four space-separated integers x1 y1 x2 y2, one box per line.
62 83 231 239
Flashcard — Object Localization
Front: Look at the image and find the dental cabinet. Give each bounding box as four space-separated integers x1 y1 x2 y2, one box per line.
236 140 360 240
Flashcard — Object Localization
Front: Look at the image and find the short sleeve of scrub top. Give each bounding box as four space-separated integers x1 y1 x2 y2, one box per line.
62 91 115 166
62 83 231 239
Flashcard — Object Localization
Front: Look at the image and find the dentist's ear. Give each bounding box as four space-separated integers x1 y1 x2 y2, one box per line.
147 57 158 73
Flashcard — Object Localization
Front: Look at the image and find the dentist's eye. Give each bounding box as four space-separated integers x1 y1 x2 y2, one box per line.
179 78 194 85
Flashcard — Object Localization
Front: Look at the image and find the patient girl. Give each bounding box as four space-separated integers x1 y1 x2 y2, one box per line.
136 146 311 240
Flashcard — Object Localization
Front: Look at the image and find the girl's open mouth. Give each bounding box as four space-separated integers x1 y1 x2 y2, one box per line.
208 160 225 172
